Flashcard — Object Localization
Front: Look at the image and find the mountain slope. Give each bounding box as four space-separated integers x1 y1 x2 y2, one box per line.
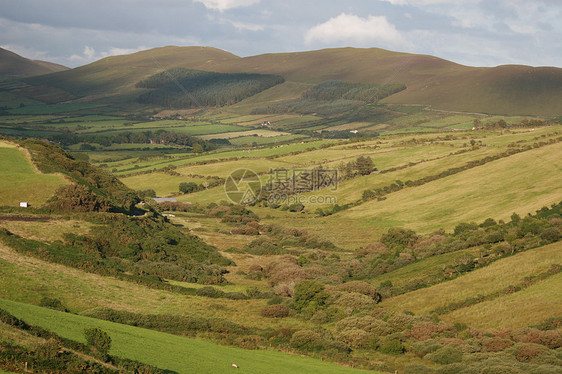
18 46 562 115
0 48 68 79
25 46 240 100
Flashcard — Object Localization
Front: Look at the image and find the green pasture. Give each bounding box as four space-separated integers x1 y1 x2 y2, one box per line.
0 299 372 374
0 140 69 207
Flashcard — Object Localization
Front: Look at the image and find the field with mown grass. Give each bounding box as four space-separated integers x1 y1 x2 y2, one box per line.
0 140 69 207
382 241 562 326
0 299 373 374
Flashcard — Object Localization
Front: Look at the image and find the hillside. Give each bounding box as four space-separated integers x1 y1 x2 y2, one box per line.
13 46 562 115
0 48 68 79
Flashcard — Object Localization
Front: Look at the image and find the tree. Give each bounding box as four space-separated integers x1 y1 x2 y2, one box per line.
355 156 375 176
84 327 111 356
192 143 203 153
179 182 199 194
293 280 329 312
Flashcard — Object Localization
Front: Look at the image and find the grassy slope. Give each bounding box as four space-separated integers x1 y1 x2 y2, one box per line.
443 273 562 330
0 140 69 207
0 299 372 374
0 241 296 330
382 241 562 327
333 141 562 236
25 46 240 101
17 46 562 115
0 48 68 79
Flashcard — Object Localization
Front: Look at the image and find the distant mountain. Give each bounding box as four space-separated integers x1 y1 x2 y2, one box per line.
16 46 562 115
0 48 68 79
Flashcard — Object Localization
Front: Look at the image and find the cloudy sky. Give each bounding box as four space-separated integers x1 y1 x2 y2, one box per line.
1 0 560 68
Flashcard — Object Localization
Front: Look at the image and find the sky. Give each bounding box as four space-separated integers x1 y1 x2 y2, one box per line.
1 0 561 68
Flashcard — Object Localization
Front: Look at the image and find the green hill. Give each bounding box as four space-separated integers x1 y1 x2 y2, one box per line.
0 299 372 374
8 46 562 116
0 48 68 80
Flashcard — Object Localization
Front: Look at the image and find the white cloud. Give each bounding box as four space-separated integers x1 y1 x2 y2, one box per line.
305 13 406 47
193 0 260 11
230 21 264 32
69 45 148 65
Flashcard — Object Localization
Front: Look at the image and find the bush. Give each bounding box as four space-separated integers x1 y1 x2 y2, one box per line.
310 306 346 324
379 339 405 355
426 344 463 364
380 227 418 250
404 363 433 374
289 330 327 351
482 337 514 352
39 297 69 312
293 280 329 312
84 327 111 355
516 343 547 362
331 292 376 315
260 304 290 318
336 329 371 348
195 286 225 298
336 316 392 336
332 280 380 299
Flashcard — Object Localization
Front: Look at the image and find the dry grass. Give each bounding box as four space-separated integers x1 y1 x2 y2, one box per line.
0 219 93 242
382 241 562 318
441 273 562 329
0 242 307 330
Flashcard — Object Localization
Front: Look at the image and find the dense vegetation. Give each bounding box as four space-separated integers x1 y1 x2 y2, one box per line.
302 81 406 103
137 68 285 108
0 211 232 286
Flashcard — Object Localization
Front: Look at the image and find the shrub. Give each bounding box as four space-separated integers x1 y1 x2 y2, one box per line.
516 343 547 362
260 304 290 318
332 280 380 299
224 292 248 300
404 363 433 374
426 344 463 364
481 366 524 374
386 313 417 331
84 327 111 355
293 280 329 312
195 286 225 298
39 297 69 312
310 306 346 324
379 339 405 355
289 330 327 351
336 329 371 348
331 292 376 314
482 337 514 352
407 322 453 341
380 227 418 250
336 316 392 336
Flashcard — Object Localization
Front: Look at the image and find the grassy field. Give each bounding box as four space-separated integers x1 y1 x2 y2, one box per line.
121 173 215 197
0 140 69 207
382 241 562 323
0 299 373 374
443 273 562 329
333 141 562 238
0 242 296 330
